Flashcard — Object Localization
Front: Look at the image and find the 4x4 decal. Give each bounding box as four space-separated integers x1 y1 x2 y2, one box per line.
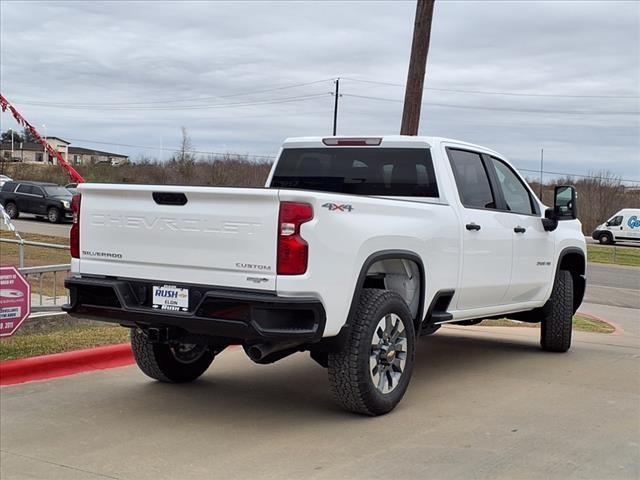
322 203 353 212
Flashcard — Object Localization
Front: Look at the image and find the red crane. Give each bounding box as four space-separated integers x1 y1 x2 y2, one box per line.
0 93 85 183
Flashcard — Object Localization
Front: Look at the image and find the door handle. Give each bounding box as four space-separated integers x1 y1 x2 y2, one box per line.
514 226 526 234
466 223 481 231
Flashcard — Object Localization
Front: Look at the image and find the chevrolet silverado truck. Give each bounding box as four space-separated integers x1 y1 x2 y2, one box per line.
64 136 586 416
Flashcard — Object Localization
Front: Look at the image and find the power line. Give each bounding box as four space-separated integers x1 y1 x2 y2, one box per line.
11 78 335 107
342 76 640 99
341 92 639 116
14 93 332 111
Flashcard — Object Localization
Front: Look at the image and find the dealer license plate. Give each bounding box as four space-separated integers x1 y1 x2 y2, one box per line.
152 285 189 312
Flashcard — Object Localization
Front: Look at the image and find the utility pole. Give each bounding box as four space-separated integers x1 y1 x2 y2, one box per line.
539 148 544 199
400 0 435 136
332 78 340 136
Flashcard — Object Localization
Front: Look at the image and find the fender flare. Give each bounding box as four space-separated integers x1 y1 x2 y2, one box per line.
555 246 586 312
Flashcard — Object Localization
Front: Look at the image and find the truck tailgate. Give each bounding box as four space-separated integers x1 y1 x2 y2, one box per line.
77 184 280 291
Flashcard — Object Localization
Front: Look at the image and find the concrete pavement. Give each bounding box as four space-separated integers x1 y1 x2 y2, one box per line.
1 322 638 480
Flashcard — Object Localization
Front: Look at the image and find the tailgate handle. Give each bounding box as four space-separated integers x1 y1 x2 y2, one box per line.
152 192 188 206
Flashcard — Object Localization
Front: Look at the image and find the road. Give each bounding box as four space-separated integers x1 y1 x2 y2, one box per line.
1 322 638 480
585 263 640 309
9 216 71 237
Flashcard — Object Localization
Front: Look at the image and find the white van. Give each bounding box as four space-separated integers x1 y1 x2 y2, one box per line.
592 208 640 244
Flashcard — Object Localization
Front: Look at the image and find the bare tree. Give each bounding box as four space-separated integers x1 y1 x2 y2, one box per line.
175 127 195 163
172 127 196 182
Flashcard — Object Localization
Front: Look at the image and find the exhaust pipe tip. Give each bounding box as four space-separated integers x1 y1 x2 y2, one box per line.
243 342 302 364
247 345 264 362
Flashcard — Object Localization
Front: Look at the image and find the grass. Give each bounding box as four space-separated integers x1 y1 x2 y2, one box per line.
0 231 71 297
587 244 640 267
0 324 130 361
479 314 614 334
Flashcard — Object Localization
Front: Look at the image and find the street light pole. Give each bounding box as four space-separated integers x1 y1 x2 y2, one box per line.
332 78 340 136
539 148 544 199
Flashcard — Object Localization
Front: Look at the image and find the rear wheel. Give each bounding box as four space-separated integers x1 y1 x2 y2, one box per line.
47 206 61 223
130 328 215 382
540 270 573 353
328 289 416 416
4 202 18 219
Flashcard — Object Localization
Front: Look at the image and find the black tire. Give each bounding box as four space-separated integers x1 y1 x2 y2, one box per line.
328 289 416 416
47 206 61 223
130 328 215 382
4 202 18 219
540 270 573 353
598 233 614 245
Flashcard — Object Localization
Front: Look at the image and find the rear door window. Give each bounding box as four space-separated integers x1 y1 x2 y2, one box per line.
1 182 17 192
447 149 496 209
271 148 439 197
16 184 34 195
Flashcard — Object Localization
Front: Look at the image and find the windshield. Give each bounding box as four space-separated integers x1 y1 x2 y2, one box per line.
43 186 72 196
271 148 439 197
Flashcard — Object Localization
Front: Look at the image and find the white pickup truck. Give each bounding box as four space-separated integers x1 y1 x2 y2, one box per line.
64 136 586 416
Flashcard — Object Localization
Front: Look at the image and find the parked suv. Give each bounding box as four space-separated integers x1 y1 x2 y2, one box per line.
0 181 73 223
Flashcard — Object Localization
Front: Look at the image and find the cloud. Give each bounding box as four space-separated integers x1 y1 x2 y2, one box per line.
1 0 638 180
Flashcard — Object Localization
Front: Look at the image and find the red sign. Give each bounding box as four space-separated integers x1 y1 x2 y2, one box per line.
0 266 31 337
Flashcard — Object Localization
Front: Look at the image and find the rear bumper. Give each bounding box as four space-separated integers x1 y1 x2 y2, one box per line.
63 276 326 344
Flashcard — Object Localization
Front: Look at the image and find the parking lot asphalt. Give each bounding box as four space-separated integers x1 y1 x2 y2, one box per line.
2 319 638 480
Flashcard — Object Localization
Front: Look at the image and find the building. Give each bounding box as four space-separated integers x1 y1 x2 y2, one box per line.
0 137 128 166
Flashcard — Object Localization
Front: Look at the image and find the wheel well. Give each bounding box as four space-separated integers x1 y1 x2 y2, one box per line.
361 257 423 330
559 251 586 313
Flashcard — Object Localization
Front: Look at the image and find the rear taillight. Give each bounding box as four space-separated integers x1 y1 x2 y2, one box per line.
70 194 81 258
277 202 313 275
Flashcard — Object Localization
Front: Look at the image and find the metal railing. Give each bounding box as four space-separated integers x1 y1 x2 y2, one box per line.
1 237 69 269
19 263 72 311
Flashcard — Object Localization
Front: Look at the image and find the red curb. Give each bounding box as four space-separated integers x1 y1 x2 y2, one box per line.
578 312 625 336
0 343 134 386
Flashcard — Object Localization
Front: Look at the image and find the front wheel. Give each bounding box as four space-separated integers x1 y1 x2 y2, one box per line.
130 329 215 382
599 233 614 245
328 289 416 416
540 270 574 352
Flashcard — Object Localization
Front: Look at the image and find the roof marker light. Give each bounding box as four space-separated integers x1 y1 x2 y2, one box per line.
322 137 382 146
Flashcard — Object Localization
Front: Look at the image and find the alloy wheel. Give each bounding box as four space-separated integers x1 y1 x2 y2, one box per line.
370 313 408 394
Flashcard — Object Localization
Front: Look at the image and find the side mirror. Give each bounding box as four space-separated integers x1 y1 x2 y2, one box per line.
541 185 578 231
553 185 578 220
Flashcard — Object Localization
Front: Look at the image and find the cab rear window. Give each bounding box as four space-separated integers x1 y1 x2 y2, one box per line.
271 148 439 197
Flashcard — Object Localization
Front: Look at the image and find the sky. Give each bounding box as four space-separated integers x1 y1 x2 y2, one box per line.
1 0 639 182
